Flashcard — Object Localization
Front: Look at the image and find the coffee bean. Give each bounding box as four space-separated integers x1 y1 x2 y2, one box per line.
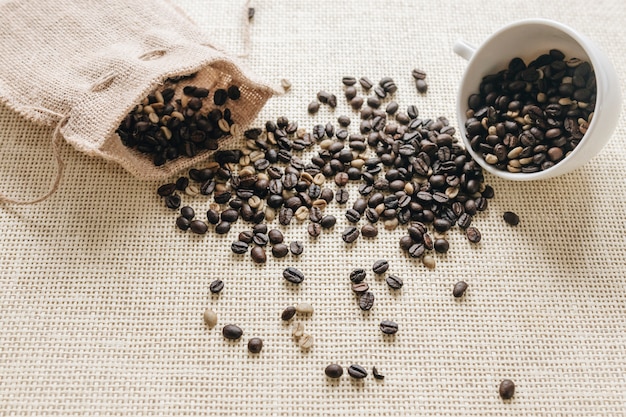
423 255 436 269
308 222 322 238
372 259 389 274
466 226 482 243
290 241 304 256
380 320 399 335
361 224 378 238
251 246 267 263
372 366 385 380
296 302 314 314
457 213 473 229
213 88 228 105
415 78 428 93
503 211 520 226
350 268 367 283
358 291 374 311
347 364 368 379
308 100 320 114
292 322 304 338
345 208 361 223
325 364 344 378
215 221 231 234
253 233 269 246
268 229 284 244
352 282 369 294
342 226 360 243
342 76 357 86
158 183 177 197
176 216 191 231
203 308 218 328
453 281 468 298
499 379 516 400
230 240 249 254
222 324 243 340
411 68 427 80
386 275 403 290
283 267 305 284
359 77 374 90
299 334 314 349
210 280 224 294
190 220 208 234
281 306 296 321
434 238 449 253
335 188 349 204
272 243 289 258
238 230 254 244
408 243 425 258
350 96 364 110
165 194 181 209
247 337 263 353
279 207 294 225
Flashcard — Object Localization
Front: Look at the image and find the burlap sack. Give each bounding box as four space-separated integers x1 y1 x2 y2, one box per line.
0 0 276 203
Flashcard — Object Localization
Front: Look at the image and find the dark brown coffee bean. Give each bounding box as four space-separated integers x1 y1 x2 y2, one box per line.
268 229 284 244
380 320 398 335
352 282 369 294
399 235 413 250
176 216 191 231
247 337 263 353
344 86 357 101
457 213 473 229
499 379 515 400
335 188 349 204
358 292 374 310
290 241 304 256
215 221 231 235
345 208 361 223
434 238 449 253
325 363 344 378
320 215 337 228
350 96 364 110
372 367 385 380
283 267 304 284
453 281 468 298
180 206 195 220
415 78 428 93
342 76 357 86
272 243 289 258
220 208 239 223
307 222 321 238
433 218 452 232
466 226 482 243
210 280 224 294
238 230 254 244
359 77 374 90
408 243 425 258
350 268 366 283
386 275 403 290
361 224 378 238
165 194 181 209
253 233 269 246
372 259 389 274
158 183 177 197
213 88 228 105
231 240 249 254
281 306 296 321
348 364 368 379
251 246 267 263
190 220 208 234
342 226 360 243
503 211 520 226
222 324 243 340
279 207 294 225
411 68 427 80
385 101 399 115
308 100 320 114
317 90 331 103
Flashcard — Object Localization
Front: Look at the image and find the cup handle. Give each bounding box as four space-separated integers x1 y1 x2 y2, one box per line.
453 39 477 61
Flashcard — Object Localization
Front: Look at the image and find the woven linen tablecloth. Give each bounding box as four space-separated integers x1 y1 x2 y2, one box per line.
1 1 625 416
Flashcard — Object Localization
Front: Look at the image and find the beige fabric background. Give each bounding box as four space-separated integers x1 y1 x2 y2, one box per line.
1 0 625 416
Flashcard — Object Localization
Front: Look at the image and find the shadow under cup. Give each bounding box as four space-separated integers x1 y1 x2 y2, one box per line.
456 19 621 181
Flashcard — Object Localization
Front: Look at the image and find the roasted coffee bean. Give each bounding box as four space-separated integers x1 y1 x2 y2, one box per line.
325 364 344 378
272 243 289 258
453 281 468 298
222 324 243 340
416 78 428 93
408 243 425 258
215 221 231 234
457 213 473 229
268 229 284 244
158 183 177 197
342 226 360 243
352 282 369 294
238 230 254 243
386 275 403 290
308 100 320 114
231 240 249 254
350 268 367 283
386 101 399 115
210 280 224 294
247 337 263 353
433 218 452 232
335 188 349 204
320 215 337 228
220 208 239 223
372 259 389 274
434 238 449 253
411 68 427 80
361 224 378 238
399 235 413 251
251 246 267 263
283 267 305 284
190 220 208 234
213 88 228 105
176 216 191 231
358 291 374 311
342 76 357 86
180 206 195 220
252 233 269 246
290 241 304 256
499 379 516 400
345 208 361 223
307 222 322 237
279 207 294 225
165 194 181 209
281 306 296 321
348 364 368 379
372 367 385 380
466 226 482 243
380 320 398 335
359 77 374 90
503 211 520 226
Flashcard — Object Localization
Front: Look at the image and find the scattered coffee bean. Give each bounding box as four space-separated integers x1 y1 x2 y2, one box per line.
296 302 314 314
281 305 297 321
203 308 218 328
503 211 520 226
283 267 305 284
372 366 385 380
272 243 289 258
359 77 374 90
415 78 428 93
247 337 263 353
361 224 378 238
250 246 267 263
268 228 284 244
190 220 208 234
335 188 349 204
342 226 360 243
380 320 399 335
499 379 516 400
290 241 304 256
453 281 468 298
176 216 191 231
320 215 337 228
466 226 482 243
325 364 344 378
292 322 304 338
299 333 314 349
342 76 357 86
347 364 368 379
434 238 450 253
372 259 389 274
308 100 320 114
358 291 375 311
423 254 436 269
385 275 403 290
222 324 243 340
350 268 367 283
215 221 231 235
352 282 369 294
209 279 224 294
307 222 322 237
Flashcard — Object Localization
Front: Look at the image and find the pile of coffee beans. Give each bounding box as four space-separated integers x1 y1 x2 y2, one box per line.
465 49 596 173
117 77 242 166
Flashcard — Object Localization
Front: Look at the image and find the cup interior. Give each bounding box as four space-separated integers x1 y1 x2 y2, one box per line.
457 20 596 180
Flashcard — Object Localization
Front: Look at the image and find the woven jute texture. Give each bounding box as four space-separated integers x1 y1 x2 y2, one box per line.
1 0 625 416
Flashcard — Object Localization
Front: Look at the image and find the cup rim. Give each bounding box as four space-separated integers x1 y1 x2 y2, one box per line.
457 18 601 181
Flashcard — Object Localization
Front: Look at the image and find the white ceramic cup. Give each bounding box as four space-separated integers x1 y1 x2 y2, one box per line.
454 19 621 180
